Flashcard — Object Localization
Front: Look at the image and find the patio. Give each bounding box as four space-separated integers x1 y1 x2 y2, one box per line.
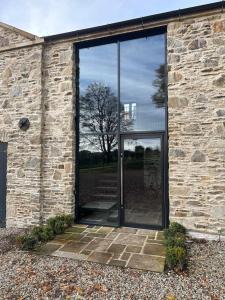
37 224 165 272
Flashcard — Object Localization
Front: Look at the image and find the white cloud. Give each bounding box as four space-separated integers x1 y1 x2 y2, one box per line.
0 0 219 36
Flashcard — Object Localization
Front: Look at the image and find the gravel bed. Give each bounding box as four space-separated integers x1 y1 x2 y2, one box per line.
0 231 224 299
0 228 24 254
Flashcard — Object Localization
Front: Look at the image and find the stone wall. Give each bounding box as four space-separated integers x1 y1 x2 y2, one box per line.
41 42 75 222
168 13 225 233
1 10 225 233
0 25 43 226
0 24 32 48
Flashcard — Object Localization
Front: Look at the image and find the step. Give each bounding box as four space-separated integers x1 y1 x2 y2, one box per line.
96 186 117 190
81 200 117 211
107 210 119 222
94 194 118 198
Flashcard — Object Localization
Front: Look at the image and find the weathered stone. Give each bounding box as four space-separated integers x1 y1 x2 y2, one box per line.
188 38 207 50
213 21 225 33
168 54 180 64
170 148 186 157
216 109 225 117
10 86 22 97
169 96 188 108
168 72 183 83
53 170 62 180
203 58 218 68
191 150 206 162
213 75 225 87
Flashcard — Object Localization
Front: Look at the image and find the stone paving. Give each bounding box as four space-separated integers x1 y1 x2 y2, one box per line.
37 225 165 272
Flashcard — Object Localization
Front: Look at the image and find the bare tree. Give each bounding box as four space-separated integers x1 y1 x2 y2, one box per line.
80 82 132 162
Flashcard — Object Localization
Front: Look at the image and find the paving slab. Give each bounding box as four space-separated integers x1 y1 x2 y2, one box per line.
46 225 166 273
87 251 112 264
115 233 146 246
127 254 165 272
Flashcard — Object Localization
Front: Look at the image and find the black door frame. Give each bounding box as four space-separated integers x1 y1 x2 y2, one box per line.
74 26 169 229
119 132 166 230
0 142 7 228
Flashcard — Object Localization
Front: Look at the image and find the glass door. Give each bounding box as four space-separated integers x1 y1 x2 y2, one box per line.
121 134 164 228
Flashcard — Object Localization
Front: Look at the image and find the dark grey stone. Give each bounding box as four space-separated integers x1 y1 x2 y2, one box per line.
216 109 225 117
191 150 206 162
170 149 186 158
188 38 207 50
213 75 225 87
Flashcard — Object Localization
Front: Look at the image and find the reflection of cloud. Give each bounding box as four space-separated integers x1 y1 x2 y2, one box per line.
79 33 166 132
80 34 165 101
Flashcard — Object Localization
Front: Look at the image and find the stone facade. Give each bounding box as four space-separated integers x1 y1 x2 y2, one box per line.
0 9 225 234
168 13 225 233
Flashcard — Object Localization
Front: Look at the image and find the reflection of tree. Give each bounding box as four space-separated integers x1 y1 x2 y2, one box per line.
152 64 166 108
80 82 132 162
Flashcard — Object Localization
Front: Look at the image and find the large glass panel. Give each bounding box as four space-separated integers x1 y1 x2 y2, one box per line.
123 137 162 227
120 34 166 132
79 134 119 226
79 43 118 134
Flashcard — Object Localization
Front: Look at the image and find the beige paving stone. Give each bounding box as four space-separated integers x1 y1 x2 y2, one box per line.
97 227 114 234
107 244 126 259
65 227 86 234
147 239 164 245
115 233 146 246
81 249 92 256
108 259 126 267
87 251 112 264
86 232 107 238
80 236 93 243
60 241 87 253
114 227 137 234
121 252 131 260
52 250 87 260
54 233 72 241
157 232 165 241
85 238 112 251
106 232 119 240
143 244 166 257
137 229 157 238
127 254 165 272
126 245 142 253
36 243 61 255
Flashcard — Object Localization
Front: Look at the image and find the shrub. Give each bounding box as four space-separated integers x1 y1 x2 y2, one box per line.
54 219 65 234
18 214 73 251
47 214 73 234
166 246 186 271
165 232 186 248
17 234 38 251
62 214 74 227
169 222 186 235
164 222 187 272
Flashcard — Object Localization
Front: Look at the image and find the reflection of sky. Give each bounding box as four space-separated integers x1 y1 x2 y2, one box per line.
124 138 161 151
80 43 117 95
79 33 165 132
120 34 164 102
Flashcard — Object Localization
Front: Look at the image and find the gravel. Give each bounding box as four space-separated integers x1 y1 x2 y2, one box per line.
0 230 224 299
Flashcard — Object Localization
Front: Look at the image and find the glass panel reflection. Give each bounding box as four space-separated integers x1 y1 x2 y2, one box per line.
120 34 166 132
79 43 118 134
79 135 119 226
123 137 162 226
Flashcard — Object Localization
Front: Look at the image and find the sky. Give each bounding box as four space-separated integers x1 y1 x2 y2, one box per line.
0 0 219 37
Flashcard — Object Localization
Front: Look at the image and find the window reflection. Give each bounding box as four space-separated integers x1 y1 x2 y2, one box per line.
120 34 166 132
79 135 119 226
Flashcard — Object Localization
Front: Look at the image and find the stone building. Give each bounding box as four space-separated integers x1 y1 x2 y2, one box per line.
0 2 225 237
